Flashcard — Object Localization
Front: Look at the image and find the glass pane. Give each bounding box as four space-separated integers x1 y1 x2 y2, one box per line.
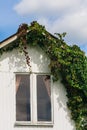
37 75 51 121
16 74 30 121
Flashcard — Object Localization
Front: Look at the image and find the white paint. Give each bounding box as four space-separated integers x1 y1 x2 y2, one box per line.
0 46 76 130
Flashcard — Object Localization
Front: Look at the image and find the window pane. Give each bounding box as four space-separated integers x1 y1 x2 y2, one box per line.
16 74 30 121
37 75 51 121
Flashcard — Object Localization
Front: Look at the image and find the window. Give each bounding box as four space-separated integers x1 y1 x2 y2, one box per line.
15 73 53 125
16 74 30 121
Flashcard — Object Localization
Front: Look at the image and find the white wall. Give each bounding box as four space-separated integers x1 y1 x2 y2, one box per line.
0 46 76 130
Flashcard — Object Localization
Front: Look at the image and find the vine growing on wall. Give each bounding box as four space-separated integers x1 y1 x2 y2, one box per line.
17 23 31 71
0 21 87 130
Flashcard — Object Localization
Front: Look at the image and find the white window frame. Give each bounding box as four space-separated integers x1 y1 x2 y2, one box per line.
15 72 54 126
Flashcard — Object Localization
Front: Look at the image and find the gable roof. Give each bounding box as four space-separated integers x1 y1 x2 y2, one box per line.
0 22 57 49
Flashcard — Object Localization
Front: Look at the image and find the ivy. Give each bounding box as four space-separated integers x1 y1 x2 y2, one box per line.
0 21 87 130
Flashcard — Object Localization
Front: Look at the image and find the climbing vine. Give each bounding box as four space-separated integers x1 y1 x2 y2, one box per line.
0 21 87 130
17 23 31 71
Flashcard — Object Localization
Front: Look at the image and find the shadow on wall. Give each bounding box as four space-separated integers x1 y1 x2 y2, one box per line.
0 50 27 72
28 46 50 72
0 46 50 73
53 78 76 130
8 51 28 72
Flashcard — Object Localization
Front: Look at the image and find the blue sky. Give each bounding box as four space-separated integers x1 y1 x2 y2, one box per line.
0 0 87 55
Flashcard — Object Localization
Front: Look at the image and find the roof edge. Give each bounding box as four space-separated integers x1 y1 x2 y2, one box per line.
0 21 58 49
0 33 17 49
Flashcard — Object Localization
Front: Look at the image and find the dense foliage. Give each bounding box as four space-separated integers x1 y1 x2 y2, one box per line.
0 21 87 130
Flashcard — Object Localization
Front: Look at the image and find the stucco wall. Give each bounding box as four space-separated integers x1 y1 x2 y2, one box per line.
0 46 76 130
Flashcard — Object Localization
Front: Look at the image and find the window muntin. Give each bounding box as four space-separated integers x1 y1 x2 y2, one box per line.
15 73 53 125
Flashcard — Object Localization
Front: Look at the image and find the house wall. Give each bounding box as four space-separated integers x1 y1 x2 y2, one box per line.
0 46 76 130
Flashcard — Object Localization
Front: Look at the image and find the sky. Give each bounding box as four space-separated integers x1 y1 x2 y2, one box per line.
0 0 87 55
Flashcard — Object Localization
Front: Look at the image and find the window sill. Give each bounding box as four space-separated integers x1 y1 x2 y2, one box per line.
15 121 54 127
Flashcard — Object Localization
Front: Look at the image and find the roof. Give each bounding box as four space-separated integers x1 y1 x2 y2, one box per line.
0 33 17 49
0 21 57 49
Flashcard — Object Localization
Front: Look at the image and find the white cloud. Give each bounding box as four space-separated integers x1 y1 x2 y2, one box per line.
14 0 87 54
38 9 87 45
14 0 82 15
14 0 39 15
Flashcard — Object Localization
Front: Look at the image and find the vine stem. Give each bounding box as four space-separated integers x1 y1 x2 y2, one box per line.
22 37 32 72
17 23 32 73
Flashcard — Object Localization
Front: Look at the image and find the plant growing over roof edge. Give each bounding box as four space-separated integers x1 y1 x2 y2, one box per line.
0 21 87 130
